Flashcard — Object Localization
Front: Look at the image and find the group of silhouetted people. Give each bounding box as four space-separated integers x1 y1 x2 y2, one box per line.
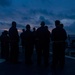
0 20 67 69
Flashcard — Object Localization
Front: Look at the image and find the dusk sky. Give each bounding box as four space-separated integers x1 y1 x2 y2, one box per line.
0 0 75 34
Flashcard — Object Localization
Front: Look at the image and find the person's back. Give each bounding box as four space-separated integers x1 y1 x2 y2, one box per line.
32 27 36 42
44 26 51 43
24 24 34 65
37 22 47 45
51 20 67 69
9 21 19 63
1 31 9 60
9 21 19 44
20 29 25 48
36 21 51 66
52 27 67 41
24 27 33 46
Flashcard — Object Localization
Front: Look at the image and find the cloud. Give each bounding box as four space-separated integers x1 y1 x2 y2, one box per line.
65 22 75 34
0 0 12 7
0 0 75 34
0 21 10 26
56 10 75 19
60 19 75 26
32 9 54 16
22 0 51 9
69 22 75 30
17 24 25 28
65 10 75 19
22 16 34 21
0 21 25 32
38 16 52 25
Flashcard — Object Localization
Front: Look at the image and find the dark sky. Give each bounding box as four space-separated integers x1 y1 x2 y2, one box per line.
0 0 75 34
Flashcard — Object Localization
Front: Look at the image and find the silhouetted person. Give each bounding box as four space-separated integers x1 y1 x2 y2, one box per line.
9 21 19 63
36 21 51 66
32 27 37 50
20 29 25 49
24 24 34 65
51 20 67 69
60 24 64 28
33 27 36 32
1 31 9 61
33 27 36 39
32 27 36 43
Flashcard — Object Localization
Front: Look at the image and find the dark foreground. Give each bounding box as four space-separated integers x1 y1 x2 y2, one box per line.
0 47 75 75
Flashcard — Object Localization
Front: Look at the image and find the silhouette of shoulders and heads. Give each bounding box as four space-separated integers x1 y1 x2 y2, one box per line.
20 29 25 38
26 24 30 31
33 27 36 32
37 21 45 34
22 29 25 32
20 29 25 48
9 21 19 64
11 21 17 29
36 21 51 66
1 30 9 60
32 27 36 36
55 20 60 28
32 27 36 42
60 24 64 28
24 24 34 65
9 21 19 41
24 24 33 45
45 26 48 30
51 20 67 69
40 21 45 27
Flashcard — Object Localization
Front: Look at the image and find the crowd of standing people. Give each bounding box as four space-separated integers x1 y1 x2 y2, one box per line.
0 20 67 69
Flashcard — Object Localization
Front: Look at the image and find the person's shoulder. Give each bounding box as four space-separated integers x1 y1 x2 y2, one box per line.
30 31 33 33
9 27 12 30
48 30 50 33
52 28 56 31
37 27 41 30
36 27 40 32
9 27 12 32
62 28 66 32
20 33 23 36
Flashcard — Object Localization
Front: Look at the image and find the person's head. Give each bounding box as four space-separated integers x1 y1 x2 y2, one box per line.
22 29 25 32
60 24 64 28
33 27 36 31
26 24 30 30
3 30 8 35
12 21 16 28
45 26 48 30
55 20 60 28
40 21 45 27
